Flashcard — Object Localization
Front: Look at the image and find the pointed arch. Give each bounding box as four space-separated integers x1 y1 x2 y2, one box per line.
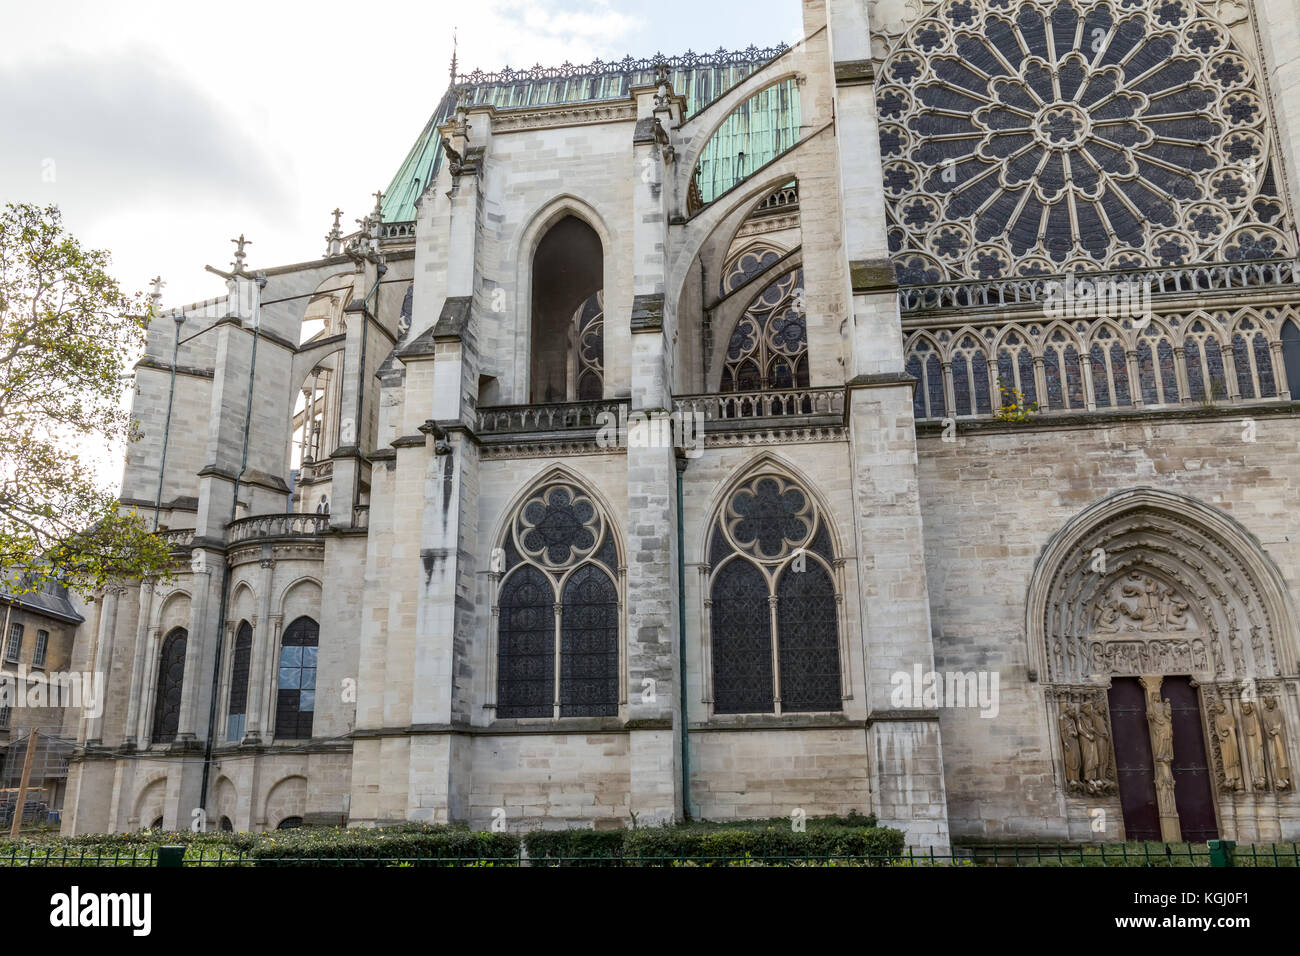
694 450 845 565
488 466 624 719
1026 488 1299 686
512 195 619 405
699 454 849 714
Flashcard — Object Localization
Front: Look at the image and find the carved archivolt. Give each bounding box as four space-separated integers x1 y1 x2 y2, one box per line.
875 0 1293 283
1027 489 1295 685
1029 489 1299 806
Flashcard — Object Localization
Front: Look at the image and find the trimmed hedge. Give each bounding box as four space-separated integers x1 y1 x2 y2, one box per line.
525 828 627 865
0 817 903 867
623 824 905 865
246 824 520 866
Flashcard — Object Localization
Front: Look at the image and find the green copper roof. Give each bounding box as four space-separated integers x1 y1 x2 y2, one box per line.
381 45 796 223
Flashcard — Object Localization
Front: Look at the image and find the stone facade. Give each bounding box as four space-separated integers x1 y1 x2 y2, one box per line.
58 0 1300 850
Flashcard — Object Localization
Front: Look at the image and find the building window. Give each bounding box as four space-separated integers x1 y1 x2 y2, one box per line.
220 816 234 832
0 706 10 730
32 631 48 669
226 622 252 743
494 479 621 719
277 816 303 830
707 472 844 714
151 628 187 744
4 624 23 664
720 268 808 393
275 617 318 740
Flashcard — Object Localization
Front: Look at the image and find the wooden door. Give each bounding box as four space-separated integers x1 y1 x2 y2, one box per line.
1108 677 1161 840
1164 676 1219 842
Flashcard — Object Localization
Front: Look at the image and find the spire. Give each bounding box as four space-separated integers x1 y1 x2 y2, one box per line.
230 234 252 275
450 27 458 83
325 208 344 257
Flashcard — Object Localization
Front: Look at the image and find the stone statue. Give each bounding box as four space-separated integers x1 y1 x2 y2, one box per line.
1059 702 1082 792
1262 697 1291 790
1077 704 1102 791
1148 697 1174 763
1089 701 1114 785
1165 595 1189 631
1096 601 1122 634
1241 701 1267 791
1211 698 1243 792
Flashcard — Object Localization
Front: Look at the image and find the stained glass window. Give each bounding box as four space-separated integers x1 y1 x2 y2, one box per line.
721 269 809 393
275 617 318 740
574 291 604 401
496 480 620 719
709 473 843 714
151 628 187 744
227 621 252 743
877 0 1294 282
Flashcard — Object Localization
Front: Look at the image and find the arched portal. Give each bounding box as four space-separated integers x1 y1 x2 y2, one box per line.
1027 489 1299 843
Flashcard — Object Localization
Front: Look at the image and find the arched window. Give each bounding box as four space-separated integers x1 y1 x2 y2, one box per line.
1089 325 1132 409
721 269 808 393
531 216 603 403
277 816 303 830
226 621 253 743
1136 325 1180 406
1183 319 1230 403
275 617 318 740
995 330 1037 408
707 473 843 714
151 628 187 744
494 481 620 719
950 333 993 417
720 244 783 297
906 336 946 419
1042 329 1085 411
220 816 234 832
1232 315 1278 399
1282 317 1300 397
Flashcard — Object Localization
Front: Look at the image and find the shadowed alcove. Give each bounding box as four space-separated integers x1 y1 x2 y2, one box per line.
530 215 604 403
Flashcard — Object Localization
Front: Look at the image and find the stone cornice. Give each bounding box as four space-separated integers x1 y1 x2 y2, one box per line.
476 99 640 134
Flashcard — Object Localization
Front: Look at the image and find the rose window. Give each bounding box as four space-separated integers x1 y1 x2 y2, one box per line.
877 0 1293 282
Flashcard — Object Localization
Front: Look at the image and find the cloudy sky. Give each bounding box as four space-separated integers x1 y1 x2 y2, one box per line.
2 0 803 308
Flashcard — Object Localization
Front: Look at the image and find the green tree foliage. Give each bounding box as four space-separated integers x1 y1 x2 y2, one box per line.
0 203 172 594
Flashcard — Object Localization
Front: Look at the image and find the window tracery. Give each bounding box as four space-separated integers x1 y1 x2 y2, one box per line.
493 480 622 719
904 303 1295 419
721 268 809 393
705 472 845 715
877 0 1293 283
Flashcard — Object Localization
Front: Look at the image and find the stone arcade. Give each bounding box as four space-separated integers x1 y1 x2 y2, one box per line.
58 0 1300 848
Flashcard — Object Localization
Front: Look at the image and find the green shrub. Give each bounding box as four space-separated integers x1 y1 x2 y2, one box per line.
623 823 904 866
525 828 627 865
246 824 520 867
